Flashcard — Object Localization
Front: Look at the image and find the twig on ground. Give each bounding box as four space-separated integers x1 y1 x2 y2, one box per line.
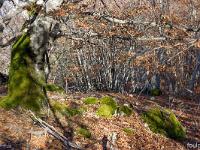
29 111 82 150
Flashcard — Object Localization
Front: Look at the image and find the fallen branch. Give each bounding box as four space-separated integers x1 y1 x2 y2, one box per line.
30 111 82 150
89 12 156 26
50 30 167 42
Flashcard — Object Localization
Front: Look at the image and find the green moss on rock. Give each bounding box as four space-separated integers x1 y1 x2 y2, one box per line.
142 107 186 140
45 84 65 93
96 104 115 118
83 97 98 105
0 33 45 111
76 127 91 138
96 96 118 118
99 96 117 110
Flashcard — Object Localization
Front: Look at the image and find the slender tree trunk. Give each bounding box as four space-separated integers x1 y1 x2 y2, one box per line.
0 17 50 111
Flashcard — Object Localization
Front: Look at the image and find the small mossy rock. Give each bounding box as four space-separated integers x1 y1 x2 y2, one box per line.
45 84 65 93
52 101 82 117
123 128 134 135
142 107 186 140
150 88 161 96
96 104 115 118
100 96 117 110
120 105 133 116
97 96 118 118
77 127 91 138
84 97 98 104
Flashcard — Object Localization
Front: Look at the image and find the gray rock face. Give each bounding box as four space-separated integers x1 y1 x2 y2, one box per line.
0 0 5 6
0 45 10 74
0 0 30 45
0 0 30 73
1 10 29 45
0 0 14 18
0 0 62 46
0 22 3 31
45 0 63 12
0 0 60 74
0 0 30 20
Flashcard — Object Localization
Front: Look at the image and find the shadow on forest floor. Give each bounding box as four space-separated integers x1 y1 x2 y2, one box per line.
0 134 26 150
48 100 107 149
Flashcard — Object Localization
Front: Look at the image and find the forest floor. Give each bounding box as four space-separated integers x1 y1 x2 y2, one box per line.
0 88 200 150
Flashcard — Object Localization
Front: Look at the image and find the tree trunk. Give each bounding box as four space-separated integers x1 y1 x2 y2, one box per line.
0 17 50 111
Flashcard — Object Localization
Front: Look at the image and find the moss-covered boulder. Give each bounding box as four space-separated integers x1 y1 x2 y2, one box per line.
96 96 133 118
83 97 98 105
96 96 117 118
99 96 117 110
142 107 186 140
0 33 46 111
96 104 115 118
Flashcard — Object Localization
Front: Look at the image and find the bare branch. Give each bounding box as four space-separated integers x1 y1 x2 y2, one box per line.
30 111 82 150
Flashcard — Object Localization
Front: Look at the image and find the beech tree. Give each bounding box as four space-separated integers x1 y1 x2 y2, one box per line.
0 2 52 111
